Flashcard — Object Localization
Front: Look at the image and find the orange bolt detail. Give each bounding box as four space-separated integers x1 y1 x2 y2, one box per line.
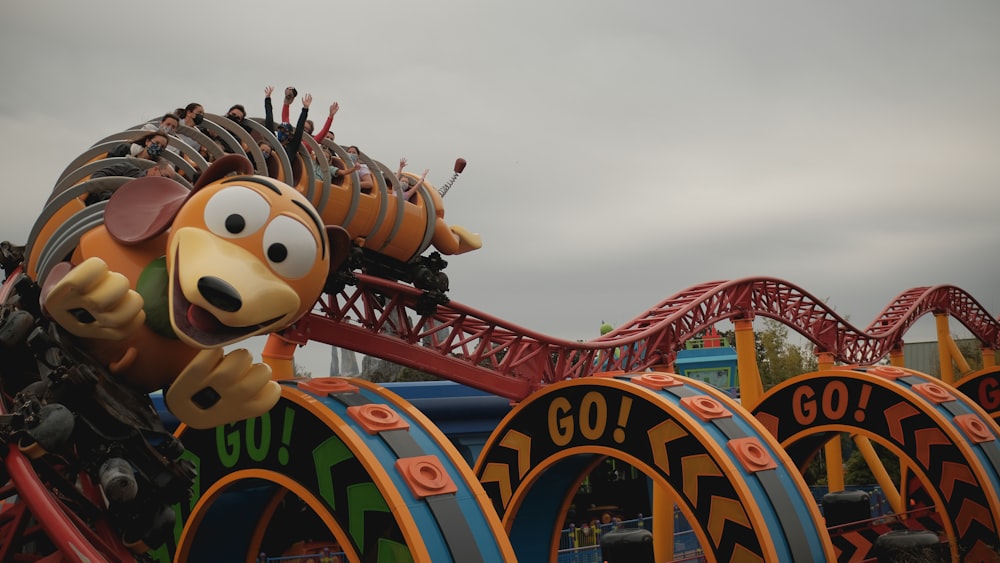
298 377 358 395
954 414 995 443
631 373 684 391
347 404 410 434
870 366 906 380
396 455 458 499
728 437 777 472
680 396 732 421
911 382 955 404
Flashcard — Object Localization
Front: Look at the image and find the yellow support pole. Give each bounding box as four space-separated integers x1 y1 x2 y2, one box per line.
734 318 764 409
934 313 969 384
854 435 903 515
652 484 674 563
825 436 846 493
945 334 971 376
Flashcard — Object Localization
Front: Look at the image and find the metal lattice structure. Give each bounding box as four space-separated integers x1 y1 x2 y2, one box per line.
286 274 1000 401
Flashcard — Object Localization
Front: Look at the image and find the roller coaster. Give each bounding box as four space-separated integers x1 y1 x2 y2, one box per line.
0 109 998 562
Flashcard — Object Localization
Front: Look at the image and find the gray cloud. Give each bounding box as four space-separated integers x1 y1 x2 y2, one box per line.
2 0 998 376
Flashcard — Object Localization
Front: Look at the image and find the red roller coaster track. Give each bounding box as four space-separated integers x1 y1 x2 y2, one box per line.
285 275 1000 402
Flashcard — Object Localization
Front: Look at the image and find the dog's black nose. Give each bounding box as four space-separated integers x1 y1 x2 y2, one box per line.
197 277 242 312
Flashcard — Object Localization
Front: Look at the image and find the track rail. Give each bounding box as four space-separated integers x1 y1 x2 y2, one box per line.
289 275 1000 401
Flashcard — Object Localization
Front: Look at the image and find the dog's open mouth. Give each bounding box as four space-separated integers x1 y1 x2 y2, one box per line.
186 303 225 333
171 256 283 347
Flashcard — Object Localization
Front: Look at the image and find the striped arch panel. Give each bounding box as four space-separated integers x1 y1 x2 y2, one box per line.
160 378 515 563
474 374 835 563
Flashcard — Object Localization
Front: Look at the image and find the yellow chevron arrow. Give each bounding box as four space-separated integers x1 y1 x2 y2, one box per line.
729 543 765 563
480 462 513 510
682 454 723 506
648 419 689 476
707 495 752 547
500 429 532 479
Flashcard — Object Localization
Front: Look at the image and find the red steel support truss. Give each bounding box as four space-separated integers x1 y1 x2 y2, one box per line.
284 274 1000 401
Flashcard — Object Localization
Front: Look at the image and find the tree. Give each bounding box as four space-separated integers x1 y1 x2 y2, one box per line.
293 361 312 379
844 440 900 486
361 362 440 383
955 337 984 374
753 318 818 390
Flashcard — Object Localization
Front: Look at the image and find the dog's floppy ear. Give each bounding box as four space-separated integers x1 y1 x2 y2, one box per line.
193 154 255 192
105 155 257 245
105 177 191 245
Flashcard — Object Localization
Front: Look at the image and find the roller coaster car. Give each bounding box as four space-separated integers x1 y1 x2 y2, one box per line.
288 139 481 311
60 115 482 311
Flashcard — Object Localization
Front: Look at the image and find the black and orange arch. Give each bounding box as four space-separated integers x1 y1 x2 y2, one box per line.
957 365 1000 421
151 378 515 563
474 374 836 562
752 366 1000 561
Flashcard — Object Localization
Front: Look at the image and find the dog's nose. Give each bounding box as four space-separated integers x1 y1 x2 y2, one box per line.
197 277 242 312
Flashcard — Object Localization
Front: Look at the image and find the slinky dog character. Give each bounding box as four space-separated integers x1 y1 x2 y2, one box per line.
34 154 349 429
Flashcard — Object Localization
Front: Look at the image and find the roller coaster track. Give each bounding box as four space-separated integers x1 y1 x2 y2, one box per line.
7 108 1000 561
289 275 1000 401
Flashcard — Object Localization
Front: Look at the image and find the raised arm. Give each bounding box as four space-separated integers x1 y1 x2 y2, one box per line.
402 168 429 202
287 93 312 155
312 102 338 142
264 85 275 131
282 86 297 123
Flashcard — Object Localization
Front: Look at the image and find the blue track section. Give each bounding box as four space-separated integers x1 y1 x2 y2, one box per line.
296 381 512 563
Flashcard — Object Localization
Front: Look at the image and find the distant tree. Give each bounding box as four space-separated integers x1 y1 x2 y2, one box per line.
362 366 440 383
844 440 900 486
395 368 442 382
803 449 827 487
754 318 818 390
294 362 312 379
956 337 984 374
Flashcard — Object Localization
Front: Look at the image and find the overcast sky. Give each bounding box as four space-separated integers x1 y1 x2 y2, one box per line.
1 1 998 377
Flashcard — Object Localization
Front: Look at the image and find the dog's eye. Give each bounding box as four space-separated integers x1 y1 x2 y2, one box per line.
263 215 318 279
203 186 269 238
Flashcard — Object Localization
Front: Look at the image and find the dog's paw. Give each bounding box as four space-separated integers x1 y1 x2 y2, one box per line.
42 257 145 340
165 348 280 429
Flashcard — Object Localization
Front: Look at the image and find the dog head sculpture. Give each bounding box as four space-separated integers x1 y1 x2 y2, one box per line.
39 154 349 427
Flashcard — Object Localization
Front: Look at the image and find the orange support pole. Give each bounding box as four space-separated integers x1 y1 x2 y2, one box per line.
262 333 298 380
983 346 996 369
652 484 674 563
889 345 906 368
816 352 834 371
734 318 764 409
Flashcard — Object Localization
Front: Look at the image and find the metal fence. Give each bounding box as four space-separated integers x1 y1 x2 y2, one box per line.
259 488 889 563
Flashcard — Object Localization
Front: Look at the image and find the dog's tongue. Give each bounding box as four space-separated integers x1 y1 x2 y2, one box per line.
187 304 223 333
